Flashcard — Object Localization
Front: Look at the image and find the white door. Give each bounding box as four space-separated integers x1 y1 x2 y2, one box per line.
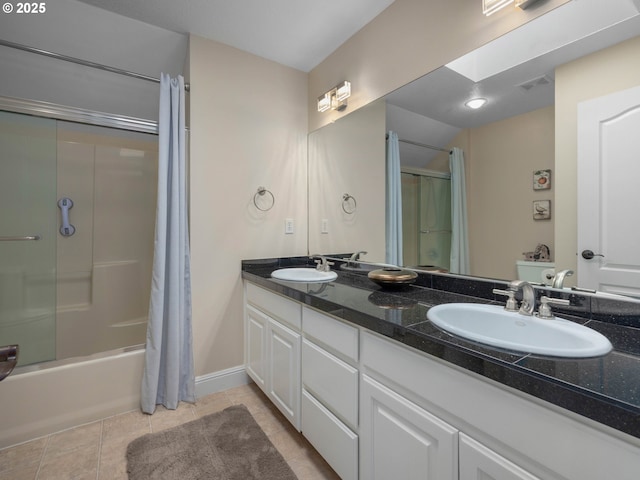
577 85 640 297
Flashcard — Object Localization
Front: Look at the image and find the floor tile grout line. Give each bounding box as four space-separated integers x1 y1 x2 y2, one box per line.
34 433 50 480
95 419 104 480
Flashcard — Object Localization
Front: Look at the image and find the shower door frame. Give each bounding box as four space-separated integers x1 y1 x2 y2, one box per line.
0 95 160 373
0 96 158 134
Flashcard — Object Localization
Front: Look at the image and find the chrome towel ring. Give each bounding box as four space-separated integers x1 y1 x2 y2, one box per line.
254 187 275 211
342 193 357 214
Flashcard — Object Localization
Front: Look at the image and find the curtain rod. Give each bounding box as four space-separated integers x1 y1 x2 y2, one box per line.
399 138 449 153
0 39 191 92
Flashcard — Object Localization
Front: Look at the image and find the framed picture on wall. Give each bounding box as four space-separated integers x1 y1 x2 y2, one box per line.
533 200 551 220
533 169 551 190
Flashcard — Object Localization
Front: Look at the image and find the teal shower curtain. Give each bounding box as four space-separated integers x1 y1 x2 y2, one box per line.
386 131 403 265
141 74 195 414
449 147 470 274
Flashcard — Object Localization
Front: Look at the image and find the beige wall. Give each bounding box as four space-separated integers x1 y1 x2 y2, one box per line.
466 106 555 280
555 35 640 281
188 35 308 376
308 0 570 132
308 100 386 260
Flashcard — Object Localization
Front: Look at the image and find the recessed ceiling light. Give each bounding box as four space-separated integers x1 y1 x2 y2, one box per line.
465 98 487 109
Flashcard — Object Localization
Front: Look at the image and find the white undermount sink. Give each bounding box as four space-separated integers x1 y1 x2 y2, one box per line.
271 267 337 283
427 303 612 358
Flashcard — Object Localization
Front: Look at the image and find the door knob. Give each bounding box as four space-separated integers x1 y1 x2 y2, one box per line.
581 249 604 260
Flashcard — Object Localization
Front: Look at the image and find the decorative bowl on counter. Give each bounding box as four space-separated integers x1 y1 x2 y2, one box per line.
368 267 418 288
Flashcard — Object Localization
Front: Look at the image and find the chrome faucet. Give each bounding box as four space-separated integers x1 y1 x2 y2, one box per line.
348 250 367 265
552 269 574 289
509 280 536 316
309 254 333 272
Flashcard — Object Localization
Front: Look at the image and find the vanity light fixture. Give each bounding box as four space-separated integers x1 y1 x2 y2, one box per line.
465 97 487 109
335 81 351 102
483 0 513 16
317 92 331 112
515 0 542 10
317 81 351 113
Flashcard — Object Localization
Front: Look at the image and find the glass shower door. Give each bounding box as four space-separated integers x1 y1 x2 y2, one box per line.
401 172 452 271
0 111 57 366
419 176 451 271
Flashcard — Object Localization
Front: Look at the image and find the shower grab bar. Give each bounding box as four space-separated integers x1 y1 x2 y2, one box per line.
0 235 41 241
419 229 452 234
58 197 76 237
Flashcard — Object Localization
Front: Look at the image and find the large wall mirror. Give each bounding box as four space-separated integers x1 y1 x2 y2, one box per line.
308 0 640 298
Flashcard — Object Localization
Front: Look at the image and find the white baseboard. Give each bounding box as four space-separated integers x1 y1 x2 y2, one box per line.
195 365 250 398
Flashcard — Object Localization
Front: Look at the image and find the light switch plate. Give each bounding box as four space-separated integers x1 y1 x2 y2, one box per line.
285 218 294 234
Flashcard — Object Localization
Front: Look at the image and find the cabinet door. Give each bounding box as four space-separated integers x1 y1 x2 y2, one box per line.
245 305 267 390
460 433 541 480
360 374 458 480
267 317 301 430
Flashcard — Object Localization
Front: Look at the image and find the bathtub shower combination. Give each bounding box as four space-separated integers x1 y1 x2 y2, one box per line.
0 110 158 368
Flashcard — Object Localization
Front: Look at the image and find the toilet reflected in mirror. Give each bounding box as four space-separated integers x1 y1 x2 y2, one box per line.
516 260 555 285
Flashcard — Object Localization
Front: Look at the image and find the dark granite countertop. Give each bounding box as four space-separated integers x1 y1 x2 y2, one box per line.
241 257 640 441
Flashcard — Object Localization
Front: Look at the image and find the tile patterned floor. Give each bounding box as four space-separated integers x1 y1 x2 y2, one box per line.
0 382 340 479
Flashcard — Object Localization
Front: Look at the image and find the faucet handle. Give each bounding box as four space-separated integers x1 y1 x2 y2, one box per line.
310 254 333 272
313 258 328 271
537 295 571 319
493 288 519 312
350 250 368 262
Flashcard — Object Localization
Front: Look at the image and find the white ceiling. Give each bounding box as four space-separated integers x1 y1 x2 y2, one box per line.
76 0 396 72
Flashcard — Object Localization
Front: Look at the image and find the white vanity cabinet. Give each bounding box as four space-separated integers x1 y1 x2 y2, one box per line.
243 280 640 480
361 331 640 480
360 373 459 480
301 306 359 480
244 283 301 430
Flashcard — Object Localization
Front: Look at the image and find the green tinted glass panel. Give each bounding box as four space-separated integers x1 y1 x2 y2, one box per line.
0 111 57 366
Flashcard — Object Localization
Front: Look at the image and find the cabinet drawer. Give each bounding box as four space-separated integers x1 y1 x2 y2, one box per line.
302 339 358 428
302 306 358 362
246 282 301 330
302 390 358 480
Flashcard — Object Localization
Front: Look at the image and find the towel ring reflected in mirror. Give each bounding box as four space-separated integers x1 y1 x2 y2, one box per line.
342 193 357 214
253 186 275 211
